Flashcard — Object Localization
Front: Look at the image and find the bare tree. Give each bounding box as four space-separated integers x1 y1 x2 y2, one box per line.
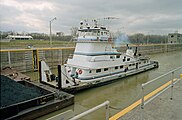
70 27 78 37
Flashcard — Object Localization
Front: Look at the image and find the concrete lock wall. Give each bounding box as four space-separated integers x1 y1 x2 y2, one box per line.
0 47 74 72
117 44 182 54
0 44 182 73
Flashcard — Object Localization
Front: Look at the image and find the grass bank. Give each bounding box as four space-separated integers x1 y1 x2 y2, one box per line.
0 40 75 49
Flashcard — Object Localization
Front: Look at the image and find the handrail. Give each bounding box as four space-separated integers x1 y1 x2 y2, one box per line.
142 66 182 86
140 66 182 119
70 101 110 120
0 47 75 52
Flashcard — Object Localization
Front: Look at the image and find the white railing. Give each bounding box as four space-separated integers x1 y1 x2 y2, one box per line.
70 101 110 120
140 66 182 119
47 101 110 120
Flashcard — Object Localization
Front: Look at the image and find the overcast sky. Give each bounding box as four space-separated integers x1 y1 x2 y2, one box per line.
0 0 182 35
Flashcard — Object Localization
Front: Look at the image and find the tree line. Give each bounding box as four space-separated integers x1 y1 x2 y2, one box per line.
1 30 168 44
128 33 168 44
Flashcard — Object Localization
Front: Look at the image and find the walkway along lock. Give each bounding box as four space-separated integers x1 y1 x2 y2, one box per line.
140 66 182 120
109 66 182 120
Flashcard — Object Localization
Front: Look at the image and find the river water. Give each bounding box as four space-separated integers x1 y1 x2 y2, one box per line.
36 50 182 120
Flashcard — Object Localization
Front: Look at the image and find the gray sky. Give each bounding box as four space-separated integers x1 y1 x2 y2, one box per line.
0 0 182 35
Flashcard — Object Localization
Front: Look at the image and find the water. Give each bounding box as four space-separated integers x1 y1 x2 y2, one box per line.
36 50 182 120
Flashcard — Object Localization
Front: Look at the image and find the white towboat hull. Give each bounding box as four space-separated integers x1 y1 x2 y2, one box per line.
61 61 158 93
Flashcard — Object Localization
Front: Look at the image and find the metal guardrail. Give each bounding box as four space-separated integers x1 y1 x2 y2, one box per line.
70 101 110 120
47 101 110 120
140 66 182 119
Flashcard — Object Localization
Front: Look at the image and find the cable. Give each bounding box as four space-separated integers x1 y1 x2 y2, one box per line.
109 89 142 111
60 69 74 81
109 106 123 111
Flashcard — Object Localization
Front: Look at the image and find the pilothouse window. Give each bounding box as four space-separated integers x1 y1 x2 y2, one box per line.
104 68 108 71
120 65 123 69
123 56 126 62
97 31 100 35
101 32 103 35
110 56 114 59
96 69 101 73
116 55 120 58
93 30 97 36
115 66 118 69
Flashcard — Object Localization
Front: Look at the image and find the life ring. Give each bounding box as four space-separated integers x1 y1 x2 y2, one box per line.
77 69 82 74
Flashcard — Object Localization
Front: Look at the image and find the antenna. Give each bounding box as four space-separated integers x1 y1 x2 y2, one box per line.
104 17 119 20
92 19 98 27
79 17 119 28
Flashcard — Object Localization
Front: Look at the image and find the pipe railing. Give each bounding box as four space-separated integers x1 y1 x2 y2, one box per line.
140 66 182 119
70 100 110 120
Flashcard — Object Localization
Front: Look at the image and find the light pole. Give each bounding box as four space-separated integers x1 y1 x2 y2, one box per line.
50 17 56 48
0 32 2 41
147 32 149 44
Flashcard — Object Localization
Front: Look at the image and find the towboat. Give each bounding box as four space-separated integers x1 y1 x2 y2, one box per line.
39 20 159 93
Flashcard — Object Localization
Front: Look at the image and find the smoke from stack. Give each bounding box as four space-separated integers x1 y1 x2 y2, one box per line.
114 32 129 47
